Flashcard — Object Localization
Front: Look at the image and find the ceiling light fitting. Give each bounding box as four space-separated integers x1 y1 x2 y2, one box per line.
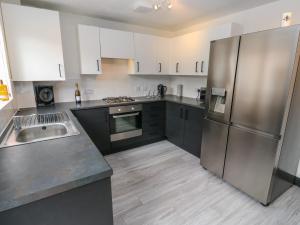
153 0 174 11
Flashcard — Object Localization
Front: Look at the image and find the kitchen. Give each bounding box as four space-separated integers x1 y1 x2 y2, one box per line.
1 0 300 225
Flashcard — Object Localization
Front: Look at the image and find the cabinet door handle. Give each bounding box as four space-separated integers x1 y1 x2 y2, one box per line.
201 61 204 73
159 63 162 73
180 108 183 119
185 109 188 121
97 59 100 71
137 61 140 72
176 63 179 73
195 61 199 73
58 64 62 77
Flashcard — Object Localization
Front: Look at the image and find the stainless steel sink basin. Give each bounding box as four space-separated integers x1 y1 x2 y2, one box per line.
16 124 68 143
0 112 80 148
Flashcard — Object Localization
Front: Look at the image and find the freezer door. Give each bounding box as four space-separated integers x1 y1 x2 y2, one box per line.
206 36 240 124
231 26 300 135
200 119 229 177
223 126 279 205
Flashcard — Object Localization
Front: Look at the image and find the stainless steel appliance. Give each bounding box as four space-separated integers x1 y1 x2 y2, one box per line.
201 26 300 205
103 96 135 104
157 84 167 97
0 112 80 148
109 104 142 142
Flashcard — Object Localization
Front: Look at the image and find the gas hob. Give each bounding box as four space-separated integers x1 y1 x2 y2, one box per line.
102 96 135 104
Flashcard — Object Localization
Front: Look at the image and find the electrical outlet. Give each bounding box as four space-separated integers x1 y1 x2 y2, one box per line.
135 86 141 92
84 89 94 95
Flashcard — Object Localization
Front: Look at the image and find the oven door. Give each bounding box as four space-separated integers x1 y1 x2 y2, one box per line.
110 111 142 142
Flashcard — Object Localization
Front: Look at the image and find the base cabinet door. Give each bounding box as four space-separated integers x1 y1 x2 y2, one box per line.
72 108 111 155
166 102 204 157
166 102 185 148
200 119 229 177
223 126 279 205
142 102 166 141
182 106 204 157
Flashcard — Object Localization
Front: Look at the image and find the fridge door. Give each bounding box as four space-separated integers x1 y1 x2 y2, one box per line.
231 27 300 135
200 118 229 177
206 36 240 124
223 125 279 205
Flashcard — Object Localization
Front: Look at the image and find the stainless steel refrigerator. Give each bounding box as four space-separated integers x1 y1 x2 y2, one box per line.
201 25 300 205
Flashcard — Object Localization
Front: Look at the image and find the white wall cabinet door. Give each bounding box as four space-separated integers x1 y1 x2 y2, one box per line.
100 28 134 59
132 33 156 74
78 25 102 75
170 35 189 75
170 31 209 76
2 3 65 81
188 30 211 76
169 23 240 76
156 36 170 75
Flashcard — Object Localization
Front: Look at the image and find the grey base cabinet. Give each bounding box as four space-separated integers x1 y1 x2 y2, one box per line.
0 178 113 225
142 102 165 141
72 108 111 155
166 102 204 157
71 101 203 156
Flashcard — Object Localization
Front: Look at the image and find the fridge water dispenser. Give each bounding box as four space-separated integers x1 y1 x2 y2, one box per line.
209 88 226 114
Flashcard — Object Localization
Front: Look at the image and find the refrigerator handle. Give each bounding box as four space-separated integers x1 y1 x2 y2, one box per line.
231 123 282 140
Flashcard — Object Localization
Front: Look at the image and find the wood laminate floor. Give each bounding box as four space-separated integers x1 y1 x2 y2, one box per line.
105 141 300 225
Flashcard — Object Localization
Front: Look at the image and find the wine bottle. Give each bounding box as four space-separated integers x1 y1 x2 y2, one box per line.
75 83 81 104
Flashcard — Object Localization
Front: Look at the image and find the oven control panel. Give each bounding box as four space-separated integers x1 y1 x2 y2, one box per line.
109 104 143 114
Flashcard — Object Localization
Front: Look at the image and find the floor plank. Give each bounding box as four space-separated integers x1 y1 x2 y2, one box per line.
105 141 300 225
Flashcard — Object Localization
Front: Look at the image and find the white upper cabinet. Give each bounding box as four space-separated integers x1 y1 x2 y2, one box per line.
100 28 134 59
155 37 170 75
131 33 157 74
170 30 211 76
78 25 102 75
130 33 170 75
169 23 242 76
2 3 65 81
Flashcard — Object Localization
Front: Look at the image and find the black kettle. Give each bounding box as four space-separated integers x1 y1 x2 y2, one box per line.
157 84 167 97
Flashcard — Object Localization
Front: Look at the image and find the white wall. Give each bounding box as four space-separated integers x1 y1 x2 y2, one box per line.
168 76 207 98
176 0 300 35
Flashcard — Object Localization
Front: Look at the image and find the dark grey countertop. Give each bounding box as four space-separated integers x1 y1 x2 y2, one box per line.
0 110 113 213
0 95 205 213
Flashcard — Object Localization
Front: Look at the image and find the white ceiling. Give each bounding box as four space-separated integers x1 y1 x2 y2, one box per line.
21 0 279 31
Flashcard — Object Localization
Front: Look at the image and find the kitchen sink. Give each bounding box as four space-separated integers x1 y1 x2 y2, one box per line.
0 112 80 148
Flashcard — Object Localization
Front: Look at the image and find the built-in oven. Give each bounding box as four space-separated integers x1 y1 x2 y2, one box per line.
109 104 142 142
